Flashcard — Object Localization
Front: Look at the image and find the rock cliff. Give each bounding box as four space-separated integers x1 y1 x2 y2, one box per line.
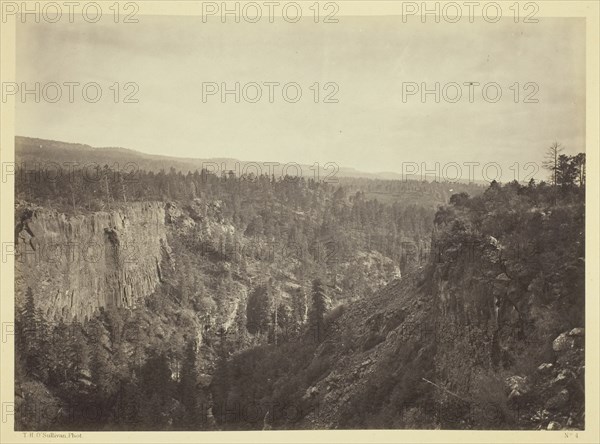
15 202 168 322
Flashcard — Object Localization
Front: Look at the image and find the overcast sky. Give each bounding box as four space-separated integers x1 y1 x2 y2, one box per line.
16 15 585 181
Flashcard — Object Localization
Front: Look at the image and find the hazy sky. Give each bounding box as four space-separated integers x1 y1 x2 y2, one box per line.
16 15 585 181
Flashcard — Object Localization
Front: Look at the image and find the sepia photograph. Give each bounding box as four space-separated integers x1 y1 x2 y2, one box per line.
0 1 598 442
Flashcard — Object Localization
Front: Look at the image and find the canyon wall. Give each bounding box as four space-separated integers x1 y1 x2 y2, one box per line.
15 202 168 322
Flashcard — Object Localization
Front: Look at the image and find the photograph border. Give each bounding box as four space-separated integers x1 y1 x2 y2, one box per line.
1 1 598 442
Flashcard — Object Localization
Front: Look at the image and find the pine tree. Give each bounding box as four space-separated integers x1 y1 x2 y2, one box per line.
68 321 89 382
20 287 42 378
556 154 578 188
88 318 118 404
246 284 273 335
309 279 329 342
542 142 564 186
115 376 142 428
179 339 199 426
138 351 173 428
47 320 71 386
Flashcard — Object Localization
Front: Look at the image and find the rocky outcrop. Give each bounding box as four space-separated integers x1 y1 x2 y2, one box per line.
531 328 585 430
15 202 168 321
416 223 585 429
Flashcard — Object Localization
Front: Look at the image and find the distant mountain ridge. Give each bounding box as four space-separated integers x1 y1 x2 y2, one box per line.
15 136 484 184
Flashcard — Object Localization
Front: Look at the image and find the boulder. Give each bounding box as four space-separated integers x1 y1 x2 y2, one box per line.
305 386 319 399
569 327 584 337
550 369 572 387
568 327 585 348
547 421 561 430
506 375 530 400
553 332 575 352
495 273 510 282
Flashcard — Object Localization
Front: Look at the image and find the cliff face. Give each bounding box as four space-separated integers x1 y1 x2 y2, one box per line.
427 227 585 429
15 202 168 322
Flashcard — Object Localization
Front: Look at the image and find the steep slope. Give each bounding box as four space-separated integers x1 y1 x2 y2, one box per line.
299 275 437 429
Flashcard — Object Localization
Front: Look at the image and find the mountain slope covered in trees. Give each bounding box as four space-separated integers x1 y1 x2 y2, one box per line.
14 138 585 431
